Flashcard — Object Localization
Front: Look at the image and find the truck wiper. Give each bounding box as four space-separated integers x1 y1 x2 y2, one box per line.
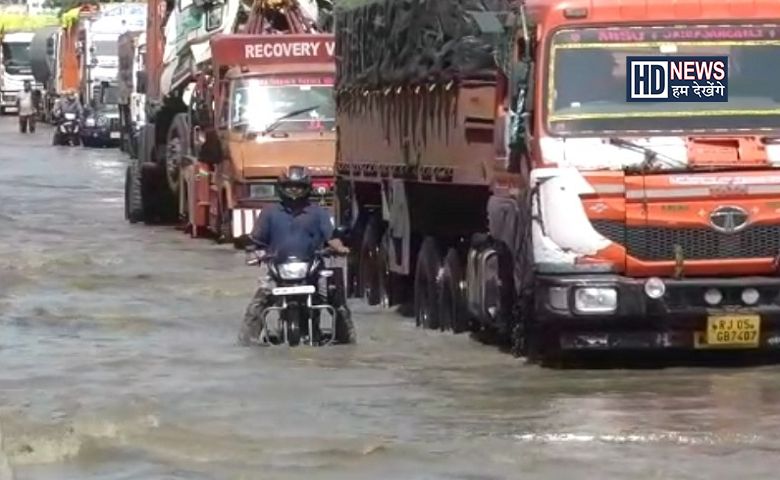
261 105 319 135
608 137 686 171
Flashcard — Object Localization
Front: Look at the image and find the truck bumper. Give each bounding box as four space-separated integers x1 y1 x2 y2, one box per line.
81 126 121 145
535 275 780 351
0 91 18 112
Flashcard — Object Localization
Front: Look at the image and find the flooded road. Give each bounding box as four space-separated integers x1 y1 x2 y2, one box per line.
1 118 780 479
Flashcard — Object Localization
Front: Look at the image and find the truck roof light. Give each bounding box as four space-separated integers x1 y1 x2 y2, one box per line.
563 7 588 19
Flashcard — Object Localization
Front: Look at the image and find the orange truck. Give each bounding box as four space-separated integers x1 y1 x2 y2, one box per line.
30 4 98 123
335 0 780 362
180 33 336 243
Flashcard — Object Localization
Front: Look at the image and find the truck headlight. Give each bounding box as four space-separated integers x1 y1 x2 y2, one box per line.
574 287 617 313
277 262 308 280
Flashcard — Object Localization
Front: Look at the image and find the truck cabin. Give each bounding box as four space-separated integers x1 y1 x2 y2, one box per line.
1 35 33 76
209 34 336 207
518 0 780 278
522 0 780 168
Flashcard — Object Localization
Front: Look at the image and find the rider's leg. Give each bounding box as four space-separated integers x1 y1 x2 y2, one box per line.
330 267 356 344
238 264 274 345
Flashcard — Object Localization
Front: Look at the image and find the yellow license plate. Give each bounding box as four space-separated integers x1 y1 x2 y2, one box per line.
704 314 760 347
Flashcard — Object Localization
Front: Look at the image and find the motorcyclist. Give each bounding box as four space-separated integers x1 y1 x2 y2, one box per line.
52 90 83 120
16 80 36 133
238 165 352 345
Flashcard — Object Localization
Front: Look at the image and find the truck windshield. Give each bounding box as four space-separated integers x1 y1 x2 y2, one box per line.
230 78 335 133
2 42 31 74
94 41 117 56
102 86 119 105
547 24 780 134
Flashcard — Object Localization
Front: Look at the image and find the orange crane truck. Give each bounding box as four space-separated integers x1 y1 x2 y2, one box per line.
335 0 780 363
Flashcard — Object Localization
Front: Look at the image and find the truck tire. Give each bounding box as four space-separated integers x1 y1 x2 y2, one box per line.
359 216 389 307
437 248 468 334
510 190 539 360
140 162 177 224
124 165 144 223
165 113 190 195
413 237 441 329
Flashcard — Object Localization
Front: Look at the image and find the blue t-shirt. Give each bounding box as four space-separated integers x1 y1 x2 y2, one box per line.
250 202 333 260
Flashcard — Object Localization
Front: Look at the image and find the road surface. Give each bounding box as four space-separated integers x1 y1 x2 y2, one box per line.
1 119 780 479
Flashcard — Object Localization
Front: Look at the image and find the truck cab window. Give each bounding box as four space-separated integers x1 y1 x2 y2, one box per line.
228 77 335 132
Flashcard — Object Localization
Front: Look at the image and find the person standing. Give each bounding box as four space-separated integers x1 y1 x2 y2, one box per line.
17 81 36 134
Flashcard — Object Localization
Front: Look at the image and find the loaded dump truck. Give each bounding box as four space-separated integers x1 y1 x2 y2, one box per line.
123 0 250 224
124 0 335 245
335 0 780 363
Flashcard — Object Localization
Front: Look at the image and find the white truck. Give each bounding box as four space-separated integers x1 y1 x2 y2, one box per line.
79 3 145 107
0 31 37 114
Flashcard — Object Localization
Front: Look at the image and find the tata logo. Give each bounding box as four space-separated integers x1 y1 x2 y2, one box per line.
626 56 728 103
709 205 749 233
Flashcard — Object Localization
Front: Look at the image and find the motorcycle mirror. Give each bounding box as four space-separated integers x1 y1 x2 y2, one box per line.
333 225 350 242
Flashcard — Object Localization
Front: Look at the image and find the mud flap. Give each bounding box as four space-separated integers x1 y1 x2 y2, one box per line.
384 179 411 276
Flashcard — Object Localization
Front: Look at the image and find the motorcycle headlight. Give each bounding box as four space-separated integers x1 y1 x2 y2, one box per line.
85 117 96 127
277 262 308 280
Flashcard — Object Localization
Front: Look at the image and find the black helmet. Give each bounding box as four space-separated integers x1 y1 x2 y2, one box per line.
277 165 312 202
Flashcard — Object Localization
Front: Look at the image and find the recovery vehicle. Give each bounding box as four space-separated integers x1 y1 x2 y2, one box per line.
180 33 336 244
334 0 780 362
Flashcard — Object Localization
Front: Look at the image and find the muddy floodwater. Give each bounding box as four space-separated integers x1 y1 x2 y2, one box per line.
2 119 780 479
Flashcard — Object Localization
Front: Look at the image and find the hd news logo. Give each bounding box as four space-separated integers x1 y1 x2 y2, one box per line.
626 56 728 102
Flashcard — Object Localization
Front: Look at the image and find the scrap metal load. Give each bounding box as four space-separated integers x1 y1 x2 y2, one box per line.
335 0 512 90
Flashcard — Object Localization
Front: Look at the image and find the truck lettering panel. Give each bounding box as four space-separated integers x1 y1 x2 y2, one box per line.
244 41 335 60
210 34 335 67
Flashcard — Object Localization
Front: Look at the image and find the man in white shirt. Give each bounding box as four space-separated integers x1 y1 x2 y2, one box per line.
16 81 36 134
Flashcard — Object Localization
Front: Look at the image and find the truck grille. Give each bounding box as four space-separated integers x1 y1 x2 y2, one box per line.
591 220 780 261
109 118 121 130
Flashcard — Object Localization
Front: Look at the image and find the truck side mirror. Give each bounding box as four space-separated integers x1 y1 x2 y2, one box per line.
136 71 147 94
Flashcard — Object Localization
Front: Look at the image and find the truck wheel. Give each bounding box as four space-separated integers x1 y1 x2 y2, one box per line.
413 237 441 329
165 113 190 195
437 248 468 333
359 216 389 306
124 165 144 223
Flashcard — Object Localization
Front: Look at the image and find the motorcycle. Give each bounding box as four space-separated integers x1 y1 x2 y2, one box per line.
52 112 81 146
244 242 355 346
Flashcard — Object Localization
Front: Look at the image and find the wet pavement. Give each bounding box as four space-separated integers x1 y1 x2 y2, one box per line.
1 118 780 479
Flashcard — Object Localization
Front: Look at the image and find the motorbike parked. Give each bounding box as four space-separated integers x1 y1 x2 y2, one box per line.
52 112 81 146
244 242 355 346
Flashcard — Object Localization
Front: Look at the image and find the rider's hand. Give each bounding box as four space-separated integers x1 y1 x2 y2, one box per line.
334 245 350 254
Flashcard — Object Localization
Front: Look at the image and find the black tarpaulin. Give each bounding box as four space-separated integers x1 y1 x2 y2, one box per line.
334 0 512 90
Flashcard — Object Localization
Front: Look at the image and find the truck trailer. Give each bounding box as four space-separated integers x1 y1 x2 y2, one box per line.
334 0 780 363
